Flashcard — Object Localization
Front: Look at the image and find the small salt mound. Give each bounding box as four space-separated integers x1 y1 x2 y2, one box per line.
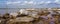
16 17 34 22
19 9 28 15
0 20 1 23
10 12 18 16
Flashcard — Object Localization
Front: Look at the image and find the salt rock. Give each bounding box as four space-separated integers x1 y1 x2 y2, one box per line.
19 9 28 15
10 12 18 16
15 17 34 22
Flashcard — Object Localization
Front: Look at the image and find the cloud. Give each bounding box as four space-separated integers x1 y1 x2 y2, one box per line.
33 2 36 5
23 1 34 5
7 2 11 4
6 0 56 6
13 1 21 3
55 0 59 2
39 1 45 4
20 1 34 5
24 1 28 3
54 0 60 4
7 1 34 5
7 1 21 4
45 1 51 4
19 1 28 5
28 1 33 4
7 0 52 5
6 0 60 8
38 1 51 4
37 1 45 5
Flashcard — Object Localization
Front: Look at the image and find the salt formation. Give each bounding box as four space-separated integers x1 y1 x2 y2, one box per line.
10 12 18 16
19 9 28 15
25 9 39 18
0 20 1 23
19 9 38 18
57 9 60 13
15 17 34 22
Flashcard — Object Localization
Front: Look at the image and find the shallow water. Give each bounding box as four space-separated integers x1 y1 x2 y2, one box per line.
0 8 20 14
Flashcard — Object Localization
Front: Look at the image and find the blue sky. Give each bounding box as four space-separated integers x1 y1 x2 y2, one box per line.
0 0 60 8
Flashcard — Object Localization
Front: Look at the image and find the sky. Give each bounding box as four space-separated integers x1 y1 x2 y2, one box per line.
0 0 60 8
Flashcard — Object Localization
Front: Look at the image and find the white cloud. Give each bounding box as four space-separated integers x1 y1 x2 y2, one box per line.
55 0 59 2
39 1 51 4
45 1 51 4
7 2 11 4
7 0 56 6
38 1 51 4
13 1 21 3
28 1 33 4
23 1 34 4
7 1 21 4
40 1 44 4
24 1 28 3
38 1 45 4
54 0 60 4
33 2 36 5
19 1 28 5
7 1 34 5
22 1 34 5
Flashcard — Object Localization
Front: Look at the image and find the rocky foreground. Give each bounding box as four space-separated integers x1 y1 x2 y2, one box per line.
0 8 60 24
